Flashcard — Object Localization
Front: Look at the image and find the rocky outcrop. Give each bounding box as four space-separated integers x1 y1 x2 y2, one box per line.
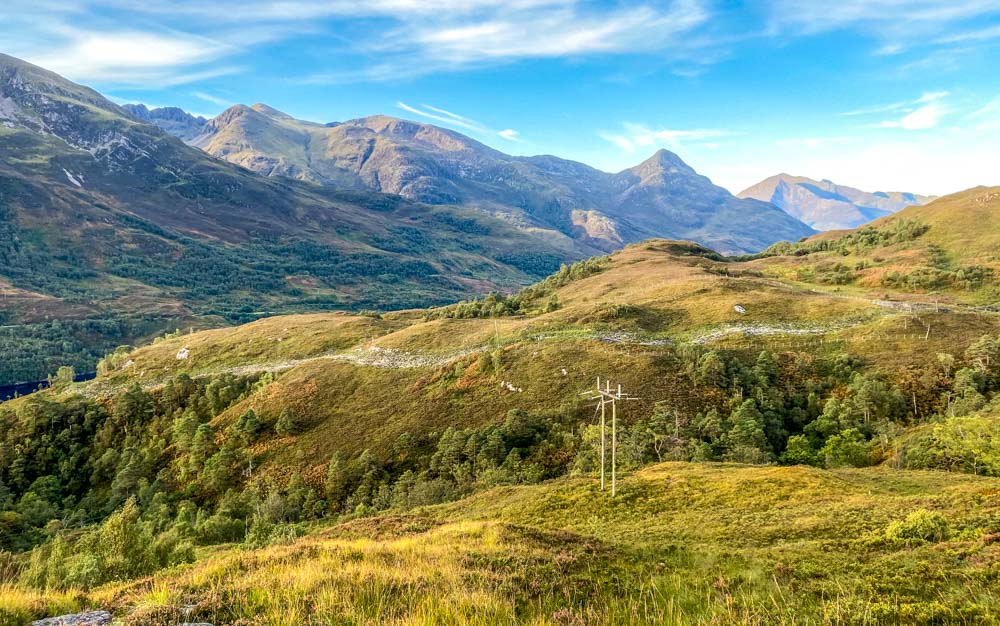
31 611 112 626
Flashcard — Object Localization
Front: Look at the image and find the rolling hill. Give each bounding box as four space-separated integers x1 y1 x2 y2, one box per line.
738 173 933 231
0 53 577 385
137 102 816 256
752 186 1000 303
2 194 1000 622
9 463 1000 625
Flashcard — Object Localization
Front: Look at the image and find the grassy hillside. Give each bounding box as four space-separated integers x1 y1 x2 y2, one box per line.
2 207 1000 624
6 462 1000 625
753 187 1000 304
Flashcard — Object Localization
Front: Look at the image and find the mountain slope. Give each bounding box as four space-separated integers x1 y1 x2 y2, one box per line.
0 53 574 384
149 103 815 255
738 173 934 230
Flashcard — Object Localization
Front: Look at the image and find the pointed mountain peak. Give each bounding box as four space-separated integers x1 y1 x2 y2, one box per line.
628 148 696 181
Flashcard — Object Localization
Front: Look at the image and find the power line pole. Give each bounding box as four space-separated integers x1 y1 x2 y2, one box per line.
582 377 639 497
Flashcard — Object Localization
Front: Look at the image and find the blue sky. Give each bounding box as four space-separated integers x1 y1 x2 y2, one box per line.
4 0 1000 196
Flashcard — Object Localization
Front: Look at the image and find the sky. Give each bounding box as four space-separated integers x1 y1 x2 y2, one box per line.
3 0 1000 196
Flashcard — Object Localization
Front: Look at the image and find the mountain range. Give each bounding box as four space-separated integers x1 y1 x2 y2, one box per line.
129 102 815 256
0 53 578 383
738 173 934 231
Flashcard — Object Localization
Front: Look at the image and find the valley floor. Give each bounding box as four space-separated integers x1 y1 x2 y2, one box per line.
6 462 1000 626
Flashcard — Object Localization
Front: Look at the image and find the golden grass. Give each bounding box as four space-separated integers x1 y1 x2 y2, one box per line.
12 463 1000 625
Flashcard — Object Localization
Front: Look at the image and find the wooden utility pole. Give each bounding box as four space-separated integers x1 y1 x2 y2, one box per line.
582 377 639 497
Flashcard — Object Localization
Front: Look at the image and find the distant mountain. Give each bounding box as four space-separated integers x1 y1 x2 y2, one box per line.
122 104 207 141
738 174 934 231
0 53 573 384
145 103 814 255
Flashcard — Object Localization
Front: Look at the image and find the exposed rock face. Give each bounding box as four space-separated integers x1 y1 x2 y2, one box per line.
739 174 935 231
31 610 112 626
143 104 814 255
123 104 208 142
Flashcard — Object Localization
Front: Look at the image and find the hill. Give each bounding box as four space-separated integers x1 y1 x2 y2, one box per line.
140 102 815 255
2 207 1000 622
738 173 933 231
7 462 1000 625
0 53 575 385
752 186 1000 304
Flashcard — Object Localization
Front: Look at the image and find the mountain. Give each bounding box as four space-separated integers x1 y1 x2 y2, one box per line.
122 103 208 141
147 103 815 255
738 173 934 231
0 53 575 384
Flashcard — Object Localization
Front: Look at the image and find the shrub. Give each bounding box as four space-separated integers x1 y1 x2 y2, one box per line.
885 509 950 544
820 429 874 468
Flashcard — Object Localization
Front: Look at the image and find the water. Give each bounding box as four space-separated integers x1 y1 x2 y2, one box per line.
0 372 97 401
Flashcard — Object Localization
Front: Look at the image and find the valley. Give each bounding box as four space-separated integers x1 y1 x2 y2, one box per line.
0 31 999 626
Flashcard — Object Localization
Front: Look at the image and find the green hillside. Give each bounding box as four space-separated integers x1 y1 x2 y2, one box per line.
1 190 999 625
752 187 1000 304
6 463 1000 625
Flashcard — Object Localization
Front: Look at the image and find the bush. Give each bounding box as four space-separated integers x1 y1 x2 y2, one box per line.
820 429 874 468
885 509 950 544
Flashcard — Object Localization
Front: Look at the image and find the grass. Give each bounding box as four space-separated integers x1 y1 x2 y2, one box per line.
7 462 1000 625
40 238 994 480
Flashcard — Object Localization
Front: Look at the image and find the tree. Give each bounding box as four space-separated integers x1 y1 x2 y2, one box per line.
275 408 303 436
781 434 819 466
723 400 771 464
232 409 263 445
820 428 873 468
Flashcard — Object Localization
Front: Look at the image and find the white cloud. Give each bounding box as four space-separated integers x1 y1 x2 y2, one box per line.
601 122 727 153
916 91 950 103
193 91 231 106
498 129 523 142
878 103 946 130
396 101 490 133
406 2 709 63
935 23 1000 43
396 102 526 145
763 0 1000 55
970 97 1000 130
24 29 236 85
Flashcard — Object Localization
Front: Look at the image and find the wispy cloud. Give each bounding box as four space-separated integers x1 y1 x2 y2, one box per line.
763 0 1000 52
192 91 231 106
842 91 948 117
842 91 950 130
18 24 238 86
936 23 1000 43
877 103 947 130
396 102 523 142
969 97 1000 130
498 129 523 142
402 2 709 64
600 122 728 153
396 102 489 133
